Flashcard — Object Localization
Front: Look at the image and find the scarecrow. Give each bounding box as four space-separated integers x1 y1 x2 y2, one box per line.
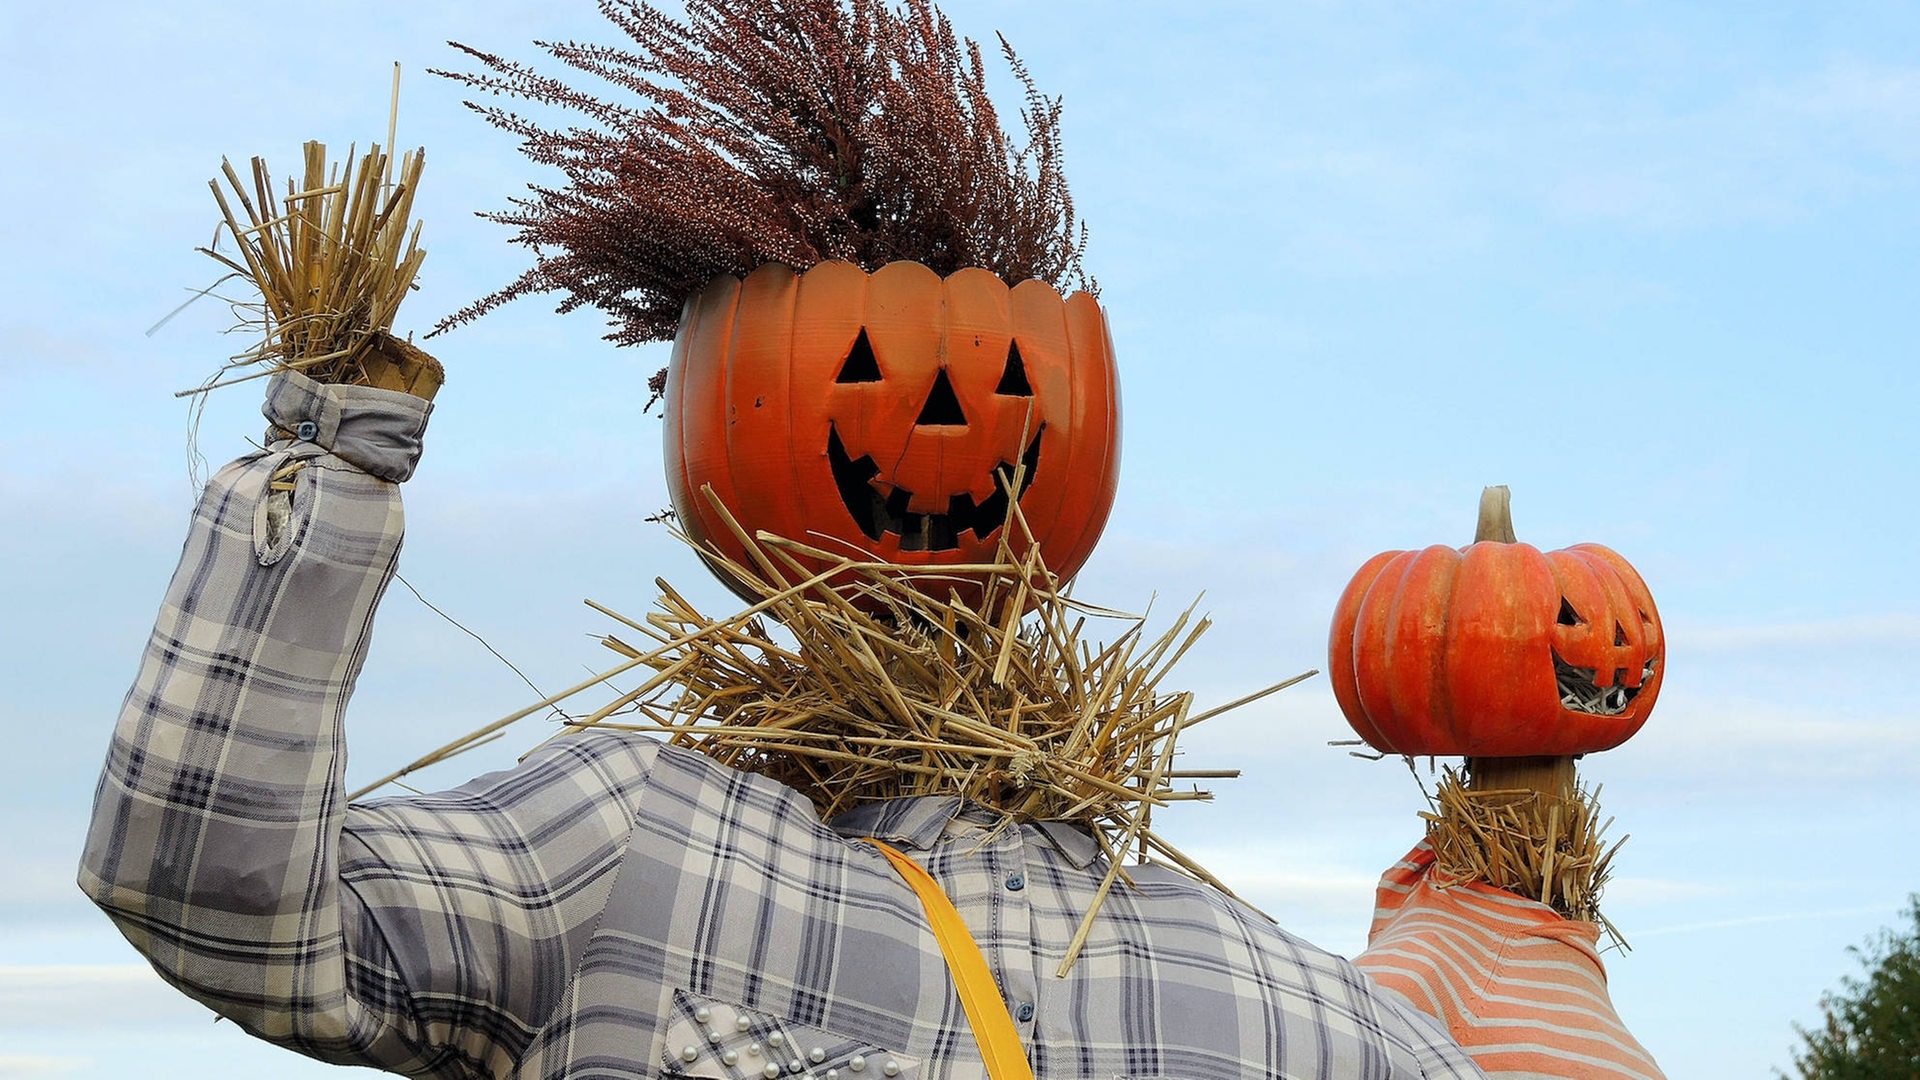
80 3 1665 1077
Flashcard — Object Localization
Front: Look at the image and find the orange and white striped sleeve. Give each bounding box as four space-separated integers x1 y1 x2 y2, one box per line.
1353 843 1665 1080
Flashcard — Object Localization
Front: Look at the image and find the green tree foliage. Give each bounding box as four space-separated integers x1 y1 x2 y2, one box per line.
1786 896 1920 1079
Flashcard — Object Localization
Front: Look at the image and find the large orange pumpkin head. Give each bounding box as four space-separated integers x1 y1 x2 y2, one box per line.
664 260 1121 602
1327 491 1664 758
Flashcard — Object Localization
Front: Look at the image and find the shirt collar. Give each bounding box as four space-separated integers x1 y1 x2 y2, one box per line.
1033 820 1099 869
827 796 964 850
827 797 1101 869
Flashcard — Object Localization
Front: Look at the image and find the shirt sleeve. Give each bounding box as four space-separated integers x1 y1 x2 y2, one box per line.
75 371 651 1078
1353 843 1666 1080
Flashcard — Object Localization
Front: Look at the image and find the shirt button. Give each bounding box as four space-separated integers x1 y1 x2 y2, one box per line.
1015 1001 1035 1022
295 420 319 441
1005 873 1025 891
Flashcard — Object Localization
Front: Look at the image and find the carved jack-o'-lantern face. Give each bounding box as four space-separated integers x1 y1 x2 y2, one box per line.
1327 527 1665 759
664 260 1120 602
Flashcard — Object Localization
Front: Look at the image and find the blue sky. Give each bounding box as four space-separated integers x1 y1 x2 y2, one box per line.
4 1 1918 1076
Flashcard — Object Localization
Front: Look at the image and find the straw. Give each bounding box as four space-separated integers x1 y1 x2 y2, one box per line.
181 65 439 401
1421 764 1629 949
356 485 1314 968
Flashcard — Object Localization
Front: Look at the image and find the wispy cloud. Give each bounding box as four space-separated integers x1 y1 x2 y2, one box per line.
1236 48 1920 267
0 855 89 921
1532 56 1920 229
1633 904 1902 939
1623 686 1920 791
0 965 212 1031
1602 877 1730 909
0 1055 89 1077
1682 613 1920 651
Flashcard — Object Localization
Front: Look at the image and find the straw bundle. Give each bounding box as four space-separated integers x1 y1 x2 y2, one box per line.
357 489 1309 971
190 98 439 400
1422 764 1627 946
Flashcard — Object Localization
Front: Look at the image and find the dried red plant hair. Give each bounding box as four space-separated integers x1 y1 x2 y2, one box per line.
432 0 1094 348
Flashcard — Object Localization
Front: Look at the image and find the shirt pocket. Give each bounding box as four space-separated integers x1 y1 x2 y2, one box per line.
659 989 922 1080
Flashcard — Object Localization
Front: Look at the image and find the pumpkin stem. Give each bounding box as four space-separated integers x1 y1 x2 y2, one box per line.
1474 485 1516 544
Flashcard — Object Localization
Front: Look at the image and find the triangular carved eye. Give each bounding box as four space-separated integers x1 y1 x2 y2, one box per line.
1557 598 1582 626
1614 621 1629 646
836 328 882 383
996 340 1032 396
916 368 967 426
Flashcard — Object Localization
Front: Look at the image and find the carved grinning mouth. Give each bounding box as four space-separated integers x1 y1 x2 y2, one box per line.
827 425 1043 552
1553 651 1659 716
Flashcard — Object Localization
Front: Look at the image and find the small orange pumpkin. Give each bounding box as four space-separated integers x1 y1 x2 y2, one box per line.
1327 488 1664 757
664 260 1121 602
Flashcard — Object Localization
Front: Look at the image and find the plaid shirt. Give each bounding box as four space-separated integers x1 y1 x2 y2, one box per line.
79 372 1486 1080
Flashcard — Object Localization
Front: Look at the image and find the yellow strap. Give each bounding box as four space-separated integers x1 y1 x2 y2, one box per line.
867 840 1037 1080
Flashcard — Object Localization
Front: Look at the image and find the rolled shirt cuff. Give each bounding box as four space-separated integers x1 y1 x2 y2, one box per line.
263 369 434 483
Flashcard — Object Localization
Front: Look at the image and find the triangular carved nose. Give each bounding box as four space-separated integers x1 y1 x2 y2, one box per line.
916 368 967 426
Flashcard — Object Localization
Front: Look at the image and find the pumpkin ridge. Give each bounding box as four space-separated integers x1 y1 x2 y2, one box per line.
1030 291 1117 572
1378 547 1455 752
1417 545 1468 753
1021 282 1082 557
1327 549 1402 752
673 276 746 556
1460 540 1561 755
1043 295 1121 576
788 259 874 574
726 264 802 549
661 295 698 535
1359 549 1420 751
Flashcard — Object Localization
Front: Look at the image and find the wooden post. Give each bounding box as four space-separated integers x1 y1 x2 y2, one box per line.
1466 754 1575 799
1463 486 1573 798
